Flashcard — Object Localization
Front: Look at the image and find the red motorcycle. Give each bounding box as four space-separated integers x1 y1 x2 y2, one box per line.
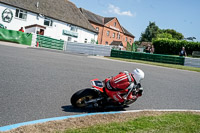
71 77 143 108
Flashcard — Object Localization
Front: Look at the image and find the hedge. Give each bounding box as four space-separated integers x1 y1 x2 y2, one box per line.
153 39 200 55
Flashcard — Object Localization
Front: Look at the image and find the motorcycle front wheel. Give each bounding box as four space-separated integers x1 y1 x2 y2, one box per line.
71 88 98 108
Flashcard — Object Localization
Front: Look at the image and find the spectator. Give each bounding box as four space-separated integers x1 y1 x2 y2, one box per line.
19 27 24 32
179 47 187 56
150 45 155 54
145 44 151 53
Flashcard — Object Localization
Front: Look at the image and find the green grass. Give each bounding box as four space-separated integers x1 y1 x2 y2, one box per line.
63 113 200 133
107 57 200 72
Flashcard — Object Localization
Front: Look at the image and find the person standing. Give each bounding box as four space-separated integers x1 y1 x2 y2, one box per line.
179 47 187 56
150 45 155 54
145 44 151 53
19 27 24 32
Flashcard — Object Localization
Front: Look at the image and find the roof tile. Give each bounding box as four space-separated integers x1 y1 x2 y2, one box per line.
0 0 97 33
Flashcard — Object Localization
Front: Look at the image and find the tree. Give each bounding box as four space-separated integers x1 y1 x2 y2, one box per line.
156 32 173 39
139 22 160 42
139 22 185 42
134 41 140 45
185 37 196 41
161 29 184 40
91 39 96 44
132 43 137 52
126 42 132 51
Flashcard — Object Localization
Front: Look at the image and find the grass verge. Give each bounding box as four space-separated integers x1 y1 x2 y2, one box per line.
107 57 200 72
64 113 200 133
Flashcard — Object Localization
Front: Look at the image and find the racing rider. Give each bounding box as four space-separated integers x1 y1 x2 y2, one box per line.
104 68 144 104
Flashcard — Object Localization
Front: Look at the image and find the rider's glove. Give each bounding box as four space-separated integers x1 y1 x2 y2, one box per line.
137 87 143 96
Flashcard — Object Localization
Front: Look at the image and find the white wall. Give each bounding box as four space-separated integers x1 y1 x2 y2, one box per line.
78 28 98 44
0 3 97 43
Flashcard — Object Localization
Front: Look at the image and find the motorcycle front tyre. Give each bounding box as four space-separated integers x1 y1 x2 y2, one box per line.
70 88 98 108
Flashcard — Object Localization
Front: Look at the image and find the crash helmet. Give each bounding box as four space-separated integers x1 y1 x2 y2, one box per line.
132 68 144 83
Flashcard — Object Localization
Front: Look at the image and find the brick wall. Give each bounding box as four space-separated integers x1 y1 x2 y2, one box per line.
90 18 134 48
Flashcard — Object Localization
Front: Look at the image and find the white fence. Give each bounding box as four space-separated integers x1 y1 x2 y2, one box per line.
64 42 112 56
184 57 200 68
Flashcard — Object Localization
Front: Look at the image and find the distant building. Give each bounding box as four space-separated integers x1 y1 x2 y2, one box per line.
80 8 135 49
0 0 98 43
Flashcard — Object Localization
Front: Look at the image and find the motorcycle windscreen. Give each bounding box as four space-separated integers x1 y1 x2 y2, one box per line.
91 80 103 88
91 79 103 88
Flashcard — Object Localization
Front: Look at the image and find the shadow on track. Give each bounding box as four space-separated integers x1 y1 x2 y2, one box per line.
61 105 128 113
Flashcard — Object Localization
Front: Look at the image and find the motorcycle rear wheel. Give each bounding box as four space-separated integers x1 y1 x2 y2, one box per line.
71 88 98 108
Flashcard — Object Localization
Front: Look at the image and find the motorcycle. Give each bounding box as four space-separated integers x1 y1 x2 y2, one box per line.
70 78 143 108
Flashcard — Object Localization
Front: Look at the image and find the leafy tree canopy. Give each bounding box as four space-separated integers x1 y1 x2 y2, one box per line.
139 22 184 42
161 29 184 40
139 22 160 42
156 33 173 39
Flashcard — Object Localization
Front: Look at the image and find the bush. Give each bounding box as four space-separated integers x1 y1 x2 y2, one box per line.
126 42 132 51
153 39 200 55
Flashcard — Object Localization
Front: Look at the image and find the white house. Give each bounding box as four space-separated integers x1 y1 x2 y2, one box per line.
0 0 98 43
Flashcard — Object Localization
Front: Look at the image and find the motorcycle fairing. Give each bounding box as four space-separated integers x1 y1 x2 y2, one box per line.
91 79 104 92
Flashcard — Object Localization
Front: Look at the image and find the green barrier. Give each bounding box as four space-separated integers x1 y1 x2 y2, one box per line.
0 28 32 46
111 50 185 65
36 35 64 50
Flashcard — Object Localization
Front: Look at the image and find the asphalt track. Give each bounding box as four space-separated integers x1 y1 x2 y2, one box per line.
0 43 200 127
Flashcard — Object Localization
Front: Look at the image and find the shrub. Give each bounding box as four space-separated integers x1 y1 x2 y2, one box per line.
126 42 132 51
153 38 200 55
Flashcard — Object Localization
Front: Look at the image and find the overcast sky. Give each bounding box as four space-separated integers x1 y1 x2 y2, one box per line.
70 0 200 42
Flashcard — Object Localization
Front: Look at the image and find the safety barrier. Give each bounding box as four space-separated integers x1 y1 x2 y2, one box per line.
35 35 111 56
184 57 200 68
111 50 185 65
36 35 64 50
0 28 32 45
64 42 112 56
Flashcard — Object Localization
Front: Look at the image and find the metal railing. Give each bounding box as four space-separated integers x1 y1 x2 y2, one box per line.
36 35 64 50
184 57 200 68
64 42 112 56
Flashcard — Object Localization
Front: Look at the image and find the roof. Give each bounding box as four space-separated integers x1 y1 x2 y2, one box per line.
110 41 123 46
80 8 134 38
0 0 97 33
25 24 46 29
140 42 152 47
104 17 115 24
80 8 115 25
122 27 135 38
80 8 104 25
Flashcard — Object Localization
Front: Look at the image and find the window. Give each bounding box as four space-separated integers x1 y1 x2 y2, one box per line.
70 26 77 32
44 18 53 26
96 27 99 31
107 31 110 36
117 33 120 39
125 37 128 42
84 38 87 43
15 9 27 20
68 37 72 42
130 39 132 44
105 41 108 45
114 22 117 27
113 33 115 38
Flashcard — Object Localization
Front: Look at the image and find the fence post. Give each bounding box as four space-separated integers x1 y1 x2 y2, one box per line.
31 33 37 47
63 41 67 51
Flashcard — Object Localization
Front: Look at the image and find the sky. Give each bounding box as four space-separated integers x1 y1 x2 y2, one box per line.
70 0 200 42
